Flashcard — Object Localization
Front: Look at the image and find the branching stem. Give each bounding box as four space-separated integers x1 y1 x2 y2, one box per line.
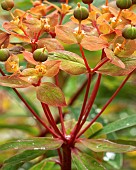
77 71 133 138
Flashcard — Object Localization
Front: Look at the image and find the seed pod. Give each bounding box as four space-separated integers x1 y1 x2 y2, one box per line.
132 0 136 4
122 25 136 40
1 0 14 11
82 0 94 4
0 49 10 62
116 0 132 9
33 48 48 62
74 3 89 21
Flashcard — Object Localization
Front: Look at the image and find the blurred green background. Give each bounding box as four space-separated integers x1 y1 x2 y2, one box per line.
0 0 136 170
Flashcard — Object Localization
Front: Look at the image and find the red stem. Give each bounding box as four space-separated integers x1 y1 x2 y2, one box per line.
92 58 109 73
70 73 92 143
57 148 62 165
79 44 91 73
42 103 66 141
41 103 59 132
77 72 133 138
13 89 59 138
59 14 65 25
55 75 66 135
0 68 59 138
92 21 101 36
77 74 102 134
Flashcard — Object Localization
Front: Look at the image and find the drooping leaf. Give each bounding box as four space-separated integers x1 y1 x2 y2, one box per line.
76 139 136 153
37 38 64 52
44 60 61 77
9 46 24 55
55 25 77 44
72 150 106 170
4 150 46 164
104 48 125 68
97 55 136 76
3 22 30 42
49 50 86 75
95 115 136 137
36 82 66 107
81 35 108 51
0 137 63 152
23 51 38 65
0 76 31 88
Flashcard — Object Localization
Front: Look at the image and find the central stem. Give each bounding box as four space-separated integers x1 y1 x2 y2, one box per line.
61 144 71 170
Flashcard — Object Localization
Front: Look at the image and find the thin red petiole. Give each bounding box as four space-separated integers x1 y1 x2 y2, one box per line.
0 68 59 138
42 103 66 141
92 58 109 73
70 73 92 143
77 71 133 138
55 75 66 135
79 44 91 73
105 0 108 6
77 74 101 132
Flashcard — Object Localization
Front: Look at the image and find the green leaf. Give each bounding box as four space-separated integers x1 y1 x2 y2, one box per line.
4 150 46 164
104 153 123 170
95 115 136 136
1 163 23 170
72 150 106 170
49 50 86 75
36 82 67 107
0 124 38 135
76 139 136 153
0 76 31 88
30 156 59 170
0 137 63 152
97 55 136 76
30 161 55 170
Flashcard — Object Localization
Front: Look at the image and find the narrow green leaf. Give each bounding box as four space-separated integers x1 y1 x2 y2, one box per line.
0 124 38 135
30 161 55 170
0 137 63 152
49 50 86 75
30 156 59 170
83 122 104 139
4 150 46 164
72 150 106 170
77 139 136 153
36 82 67 107
104 153 123 170
0 76 31 88
95 115 136 136
1 163 23 170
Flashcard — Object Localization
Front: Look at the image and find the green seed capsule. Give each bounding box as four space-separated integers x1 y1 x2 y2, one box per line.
33 48 48 62
74 4 89 21
0 49 10 62
1 0 14 11
122 25 136 40
82 0 94 4
116 0 132 9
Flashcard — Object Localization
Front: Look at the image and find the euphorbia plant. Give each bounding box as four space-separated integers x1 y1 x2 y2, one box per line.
0 0 136 169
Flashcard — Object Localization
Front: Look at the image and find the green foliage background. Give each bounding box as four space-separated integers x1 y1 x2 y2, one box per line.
0 0 136 170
